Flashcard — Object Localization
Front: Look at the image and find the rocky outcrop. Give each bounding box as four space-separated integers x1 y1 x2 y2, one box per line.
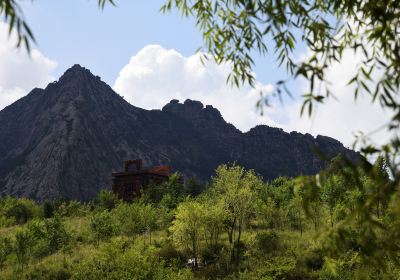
0 65 359 201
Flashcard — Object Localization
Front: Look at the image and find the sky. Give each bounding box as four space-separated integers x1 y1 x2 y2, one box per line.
0 0 392 149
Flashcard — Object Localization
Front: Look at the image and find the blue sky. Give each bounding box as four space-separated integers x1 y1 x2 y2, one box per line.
0 1 390 147
21 0 287 86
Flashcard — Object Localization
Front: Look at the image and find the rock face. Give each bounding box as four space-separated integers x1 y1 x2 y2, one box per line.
0 65 359 201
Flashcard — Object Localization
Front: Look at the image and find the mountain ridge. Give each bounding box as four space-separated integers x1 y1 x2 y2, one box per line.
0 64 359 201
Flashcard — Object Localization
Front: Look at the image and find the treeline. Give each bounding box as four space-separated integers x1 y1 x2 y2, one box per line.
0 155 399 279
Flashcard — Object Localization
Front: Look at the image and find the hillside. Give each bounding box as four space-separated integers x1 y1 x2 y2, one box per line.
0 65 359 201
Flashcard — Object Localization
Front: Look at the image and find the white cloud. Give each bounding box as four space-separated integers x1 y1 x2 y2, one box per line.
112 44 392 148
279 48 393 148
0 22 57 110
113 45 276 132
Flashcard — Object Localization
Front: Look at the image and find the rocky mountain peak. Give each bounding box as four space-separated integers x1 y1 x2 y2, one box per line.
62 64 92 77
55 64 102 88
0 65 360 202
162 99 202 113
162 99 223 121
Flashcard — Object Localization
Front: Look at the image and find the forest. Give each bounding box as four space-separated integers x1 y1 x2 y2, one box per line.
0 155 398 279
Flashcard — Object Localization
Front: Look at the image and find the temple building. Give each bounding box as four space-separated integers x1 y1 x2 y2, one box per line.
112 159 173 202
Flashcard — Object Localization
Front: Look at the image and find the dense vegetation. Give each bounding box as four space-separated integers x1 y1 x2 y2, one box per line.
0 156 397 279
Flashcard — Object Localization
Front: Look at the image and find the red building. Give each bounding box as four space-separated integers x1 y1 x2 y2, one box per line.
112 159 173 202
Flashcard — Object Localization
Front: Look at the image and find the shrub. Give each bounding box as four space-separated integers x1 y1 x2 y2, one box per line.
1 198 41 226
45 215 70 253
26 264 71 280
157 240 184 265
26 215 70 259
6 203 31 224
14 229 31 272
0 237 12 270
56 200 87 217
71 246 194 280
43 201 55 218
97 189 119 211
64 200 84 217
90 211 115 245
113 203 144 237
255 230 281 253
256 256 297 280
303 247 325 271
200 243 225 266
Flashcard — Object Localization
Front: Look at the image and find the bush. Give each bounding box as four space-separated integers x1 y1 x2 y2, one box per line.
303 247 325 271
90 211 116 245
45 215 70 253
26 264 71 280
71 246 193 280
200 243 225 266
144 173 186 208
0 197 41 226
0 237 12 270
157 240 184 266
64 200 85 217
255 230 281 253
113 203 144 237
26 215 70 259
185 177 202 197
56 200 87 217
14 229 31 272
43 201 55 218
256 256 297 280
6 203 31 224
97 189 119 211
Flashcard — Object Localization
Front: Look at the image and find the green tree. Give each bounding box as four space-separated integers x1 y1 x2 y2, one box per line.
71 240 193 280
113 202 144 238
14 229 31 272
0 237 12 271
321 175 347 227
145 173 186 208
44 214 70 254
211 164 262 263
26 219 49 259
265 177 295 208
141 203 158 245
170 198 205 268
286 196 306 235
5 202 31 224
256 197 280 229
185 177 202 197
42 201 55 218
25 215 70 261
90 211 115 246
368 156 390 218
3 198 40 225
200 197 226 246
97 189 120 211
295 176 323 231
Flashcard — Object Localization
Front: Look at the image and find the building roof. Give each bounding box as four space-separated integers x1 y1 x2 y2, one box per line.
112 165 172 178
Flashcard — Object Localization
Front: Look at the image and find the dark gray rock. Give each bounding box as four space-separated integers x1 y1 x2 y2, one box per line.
0 65 359 201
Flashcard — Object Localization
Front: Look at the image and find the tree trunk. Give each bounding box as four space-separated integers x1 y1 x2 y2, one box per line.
300 222 303 236
376 200 380 218
192 233 198 269
149 230 152 245
236 223 242 264
228 218 236 244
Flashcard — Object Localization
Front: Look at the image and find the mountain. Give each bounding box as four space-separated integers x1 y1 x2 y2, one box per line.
0 65 359 201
